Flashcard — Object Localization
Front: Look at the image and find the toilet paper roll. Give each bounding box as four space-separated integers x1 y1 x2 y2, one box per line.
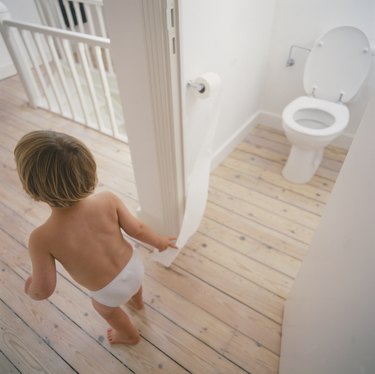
191 72 222 99
152 72 222 267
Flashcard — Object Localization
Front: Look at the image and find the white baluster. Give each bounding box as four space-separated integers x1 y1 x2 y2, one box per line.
85 4 96 35
62 38 90 124
62 0 75 30
77 42 103 130
51 0 67 30
94 45 118 137
34 32 65 114
34 0 48 26
20 30 53 110
95 4 106 37
46 34 75 118
72 1 84 33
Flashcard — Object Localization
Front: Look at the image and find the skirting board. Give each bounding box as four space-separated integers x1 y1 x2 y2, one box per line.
210 111 260 171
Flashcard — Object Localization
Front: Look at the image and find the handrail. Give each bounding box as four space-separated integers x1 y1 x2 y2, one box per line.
3 19 109 47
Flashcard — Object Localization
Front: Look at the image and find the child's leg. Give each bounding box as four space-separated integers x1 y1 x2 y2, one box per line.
91 299 140 345
128 286 144 310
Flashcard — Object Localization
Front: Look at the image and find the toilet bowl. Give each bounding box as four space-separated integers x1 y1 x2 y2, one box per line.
282 96 349 183
282 26 371 183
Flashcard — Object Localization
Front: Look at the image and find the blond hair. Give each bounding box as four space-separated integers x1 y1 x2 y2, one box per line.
14 130 97 207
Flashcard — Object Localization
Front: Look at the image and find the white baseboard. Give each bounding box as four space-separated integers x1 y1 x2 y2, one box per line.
255 110 282 130
211 111 261 171
0 63 16 81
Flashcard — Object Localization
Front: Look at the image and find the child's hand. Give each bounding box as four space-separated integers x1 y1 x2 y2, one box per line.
157 236 177 252
24 276 32 294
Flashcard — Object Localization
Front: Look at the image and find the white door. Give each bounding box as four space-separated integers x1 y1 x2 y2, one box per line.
104 0 185 247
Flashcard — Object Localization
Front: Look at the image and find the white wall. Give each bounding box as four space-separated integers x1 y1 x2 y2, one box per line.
279 95 375 374
0 0 40 80
178 0 276 172
260 0 375 146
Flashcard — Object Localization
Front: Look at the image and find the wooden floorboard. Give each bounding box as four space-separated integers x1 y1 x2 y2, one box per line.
0 75 347 373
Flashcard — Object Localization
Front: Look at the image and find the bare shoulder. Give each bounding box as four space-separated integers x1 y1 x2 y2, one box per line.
91 190 117 203
28 225 50 251
92 192 135 224
90 191 123 208
87 191 125 219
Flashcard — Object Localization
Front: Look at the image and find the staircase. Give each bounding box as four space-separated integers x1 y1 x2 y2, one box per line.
0 0 127 142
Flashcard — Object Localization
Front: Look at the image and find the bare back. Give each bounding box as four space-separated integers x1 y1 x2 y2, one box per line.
34 191 134 291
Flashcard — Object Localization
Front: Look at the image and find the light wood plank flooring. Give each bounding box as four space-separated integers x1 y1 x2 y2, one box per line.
0 75 347 373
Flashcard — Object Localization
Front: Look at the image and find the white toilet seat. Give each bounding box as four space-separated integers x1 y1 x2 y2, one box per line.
283 96 349 137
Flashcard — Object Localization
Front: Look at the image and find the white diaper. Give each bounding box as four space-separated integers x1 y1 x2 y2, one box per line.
89 248 144 307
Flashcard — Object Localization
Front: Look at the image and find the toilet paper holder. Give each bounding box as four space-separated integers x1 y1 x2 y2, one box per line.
187 80 206 93
286 44 312 67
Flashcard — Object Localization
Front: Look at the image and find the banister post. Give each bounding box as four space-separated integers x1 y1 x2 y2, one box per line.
0 2 40 108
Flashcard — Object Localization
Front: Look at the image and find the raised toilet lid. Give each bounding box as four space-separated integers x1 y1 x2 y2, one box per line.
304 26 371 103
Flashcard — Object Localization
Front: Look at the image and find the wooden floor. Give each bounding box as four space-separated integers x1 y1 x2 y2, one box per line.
0 75 347 374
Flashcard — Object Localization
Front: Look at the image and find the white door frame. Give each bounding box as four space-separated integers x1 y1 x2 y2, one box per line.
104 0 185 236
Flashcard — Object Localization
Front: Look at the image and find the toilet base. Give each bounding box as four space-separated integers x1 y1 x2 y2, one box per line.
282 146 323 184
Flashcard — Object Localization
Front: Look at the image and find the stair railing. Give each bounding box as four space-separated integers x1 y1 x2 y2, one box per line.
34 0 114 74
0 2 126 142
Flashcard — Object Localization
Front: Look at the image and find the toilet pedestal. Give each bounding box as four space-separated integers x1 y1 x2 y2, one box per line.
282 146 323 184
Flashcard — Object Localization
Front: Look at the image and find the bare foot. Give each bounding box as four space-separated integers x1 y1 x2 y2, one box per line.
127 298 144 310
107 328 139 345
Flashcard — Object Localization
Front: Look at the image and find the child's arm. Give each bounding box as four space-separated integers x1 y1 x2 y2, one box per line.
25 230 57 300
111 193 177 251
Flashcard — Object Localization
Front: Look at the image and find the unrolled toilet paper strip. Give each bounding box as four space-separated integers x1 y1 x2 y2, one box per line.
152 72 222 267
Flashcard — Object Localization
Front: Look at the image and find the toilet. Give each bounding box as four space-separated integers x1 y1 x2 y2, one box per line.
282 26 372 183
